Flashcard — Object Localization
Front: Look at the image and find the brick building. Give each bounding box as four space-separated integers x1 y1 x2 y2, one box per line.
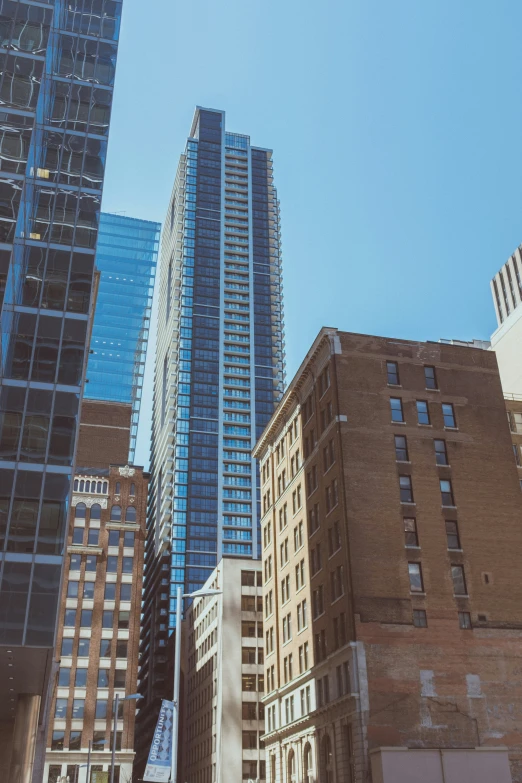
254 327 522 783
43 404 148 783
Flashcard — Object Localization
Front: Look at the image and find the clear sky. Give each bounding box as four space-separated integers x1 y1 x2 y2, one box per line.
101 0 522 466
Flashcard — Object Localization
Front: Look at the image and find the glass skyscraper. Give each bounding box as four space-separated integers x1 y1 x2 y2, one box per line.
0 2 121 776
86 212 160 460
136 107 284 768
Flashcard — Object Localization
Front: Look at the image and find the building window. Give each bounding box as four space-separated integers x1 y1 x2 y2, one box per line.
85 555 97 572
69 554 81 571
424 366 438 389
440 479 455 506
61 638 73 656
121 581 132 600
297 600 307 631
514 445 522 467
75 503 86 519
78 638 90 656
312 585 324 619
394 435 409 461
51 731 64 750
299 642 309 673
294 521 304 551
75 668 87 687
58 668 71 686
390 397 404 423
105 583 116 600
416 400 430 425
125 506 136 523
116 641 128 658
404 517 418 547
445 520 460 549
311 543 322 574
399 475 413 503
451 565 467 595
87 529 99 546
242 674 256 692
282 613 292 643
90 503 101 520
80 610 92 627
330 565 344 601
98 669 109 687
327 521 341 555
386 361 400 385
72 527 84 545
69 731 82 750
100 639 112 657
317 675 330 707
72 699 84 718
95 699 108 719
434 439 448 465
118 610 130 629
458 611 472 629
408 562 424 592
413 609 427 627
102 611 113 628
114 670 126 688
442 403 456 428
122 557 133 573
110 505 121 521
281 574 290 604
67 580 79 598
115 482 121 494
308 503 320 535
107 556 118 573
92 731 106 750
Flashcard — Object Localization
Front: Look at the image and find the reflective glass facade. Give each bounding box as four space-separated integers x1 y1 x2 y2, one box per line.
136 108 284 766
86 212 159 460
0 0 121 650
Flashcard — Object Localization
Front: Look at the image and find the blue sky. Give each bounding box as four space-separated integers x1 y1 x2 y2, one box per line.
101 0 522 466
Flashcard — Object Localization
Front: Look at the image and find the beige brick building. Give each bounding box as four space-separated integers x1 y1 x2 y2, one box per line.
254 327 522 783
43 404 148 783
181 557 266 783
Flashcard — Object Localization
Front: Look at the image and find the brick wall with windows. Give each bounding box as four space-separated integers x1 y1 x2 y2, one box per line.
255 327 522 783
44 464 147 783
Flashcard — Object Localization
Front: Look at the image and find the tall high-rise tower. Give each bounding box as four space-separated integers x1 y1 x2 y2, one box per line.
0 2 121 779
136 107 284 767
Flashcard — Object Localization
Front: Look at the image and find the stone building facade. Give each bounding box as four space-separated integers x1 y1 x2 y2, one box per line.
43 459 147 783
254 327 522 783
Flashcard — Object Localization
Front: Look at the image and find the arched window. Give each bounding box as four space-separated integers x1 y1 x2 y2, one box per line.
79 480 85 492
303 743 313 783
90 504 101 520
111 505 121 521
321 735 334 783
85 480 90 492
130 483 136 496
125 506 136 523
74 479 79 491
115 482 121 494
288 749 297 783
102 482 108 494
97 481 102 493
75 503 86 519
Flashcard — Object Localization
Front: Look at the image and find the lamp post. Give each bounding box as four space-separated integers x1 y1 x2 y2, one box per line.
171 587 222 783
110 693 142 783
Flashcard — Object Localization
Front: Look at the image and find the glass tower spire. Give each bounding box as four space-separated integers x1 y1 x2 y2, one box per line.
136 106 284 767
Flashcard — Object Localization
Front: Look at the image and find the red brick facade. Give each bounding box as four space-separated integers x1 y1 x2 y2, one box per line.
76 400 132 469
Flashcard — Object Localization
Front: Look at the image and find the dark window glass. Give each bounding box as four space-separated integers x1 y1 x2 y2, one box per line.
69 554 81 571
100 639 112 657
78 637 90 656
61 638 73 656
92 731 106 750
102 610 113 628
116 640 127 658
72 527 84 544
108 530 119 546
64 609 76 627
394 435 408 461
67 580 79 598
83 581 94 599
90 503 101 520
111 505 121 521
85 555 97 572
408 562 423 592
95 699 108 719
120 583 132 602
88 528 99 546
459 611 472 629
114 669 126 687
451 565 467 595
390 397 404 423
445 521 460 549
58 667 70 686
442 403 456 428
98 669 109 687
75 503 86 519
399 475 413 503
123 531 134 547
79 609 92 627
386 361 399 385
122 557 133 573
424 366 438 389
416 400 430 425
125 506 136 523
118 610 129 629
69 731 81 750
55 698 67 718
404 518 418 547
75 668 87 687
51 731 64 750
107 556 118 573
413 609 427 627
104 583 116 600
434 439 448 465
440 479 455 506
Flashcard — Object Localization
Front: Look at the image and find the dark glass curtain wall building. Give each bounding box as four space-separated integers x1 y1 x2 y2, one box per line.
0 1 121 779
86 212 160 460
136 106 285 769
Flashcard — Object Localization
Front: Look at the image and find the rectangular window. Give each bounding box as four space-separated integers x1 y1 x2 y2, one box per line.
72 527 84 545
109 530 120 547
514 445 522 467
416 400 430 425
241 570 256 586
327 521 341 555
80 609 92 627
78 637 90 656
67 580 79 598
122 557 133 573
387 361 400 385
308 503 320 535
106 556 118 573
311 543 322 574
295 560 305 590
58 668 70 686
434 439 448 465
95 699 108 719
394 435 409 461
313 585 324 618
442 403 456 428
69 731 82 750
404 517 418 547
297 600 307 631
51 731 65 750
445 520 460 549
98 669 109 687
413 609 427 627
458 611 472 629
408 562 424 592
424 366 438 390
102 610 113 629
88 529 99 546
390 397 404 422
72 699 84 719
83 582 94 599
294 521 303 551
282 614 292 643
331 565 345 601
99 639 112 657
399 475 413 503
451 565 467 595
118 610 130 629
440 479 455 506
75 668 87 687
104 583 116 600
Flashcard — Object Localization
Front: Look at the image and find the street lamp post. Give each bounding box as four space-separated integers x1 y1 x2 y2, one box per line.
171 587 222 783
110 693 141 783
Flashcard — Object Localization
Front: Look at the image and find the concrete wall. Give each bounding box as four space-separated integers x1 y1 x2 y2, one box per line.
491 309 522 396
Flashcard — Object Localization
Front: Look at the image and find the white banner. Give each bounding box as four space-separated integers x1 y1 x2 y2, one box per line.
144 699 175 782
